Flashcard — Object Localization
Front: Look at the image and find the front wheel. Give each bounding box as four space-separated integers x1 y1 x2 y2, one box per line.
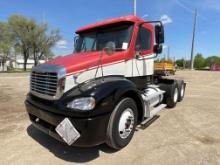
106 98 137 150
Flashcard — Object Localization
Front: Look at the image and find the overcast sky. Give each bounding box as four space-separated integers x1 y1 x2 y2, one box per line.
1 0 220 59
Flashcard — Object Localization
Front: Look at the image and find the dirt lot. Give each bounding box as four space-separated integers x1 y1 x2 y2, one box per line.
0 71 220 165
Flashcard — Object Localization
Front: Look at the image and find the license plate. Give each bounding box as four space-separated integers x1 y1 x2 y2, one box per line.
55 118 80 145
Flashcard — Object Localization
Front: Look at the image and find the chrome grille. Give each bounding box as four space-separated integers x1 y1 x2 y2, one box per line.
31 71 58 97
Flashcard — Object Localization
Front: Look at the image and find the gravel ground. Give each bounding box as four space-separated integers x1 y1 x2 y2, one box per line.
0 71 220 165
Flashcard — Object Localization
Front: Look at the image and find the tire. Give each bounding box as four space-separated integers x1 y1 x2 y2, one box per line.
106 98 138 150
177 81 185 102
166 84 179 108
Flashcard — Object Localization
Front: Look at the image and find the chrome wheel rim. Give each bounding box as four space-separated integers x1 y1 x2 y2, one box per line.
118 108 134 139
174 88 178 103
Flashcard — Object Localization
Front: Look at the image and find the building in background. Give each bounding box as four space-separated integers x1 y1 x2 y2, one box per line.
0 54 45 71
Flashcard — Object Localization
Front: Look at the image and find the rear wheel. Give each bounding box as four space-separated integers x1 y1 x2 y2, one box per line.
106 98 137 150
166 84 179 108
178 81 185 102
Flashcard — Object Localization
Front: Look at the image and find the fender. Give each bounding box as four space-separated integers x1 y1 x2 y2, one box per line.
59 76 145 120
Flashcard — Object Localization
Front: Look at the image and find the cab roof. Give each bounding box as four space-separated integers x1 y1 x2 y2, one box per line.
76 15 144 33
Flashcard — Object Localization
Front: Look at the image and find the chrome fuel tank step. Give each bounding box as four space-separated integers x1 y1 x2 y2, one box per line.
139 85 167 126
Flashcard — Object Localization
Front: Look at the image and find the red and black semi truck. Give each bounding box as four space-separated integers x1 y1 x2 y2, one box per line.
25 16 186 150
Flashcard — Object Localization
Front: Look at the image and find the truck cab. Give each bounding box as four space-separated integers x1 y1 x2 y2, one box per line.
25 15 186 150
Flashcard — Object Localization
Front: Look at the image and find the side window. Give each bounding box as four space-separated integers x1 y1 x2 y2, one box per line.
136 27 151 51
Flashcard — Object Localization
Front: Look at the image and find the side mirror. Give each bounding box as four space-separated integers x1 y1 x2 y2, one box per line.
155 24 164 44
103 41 116 56
154 44 163 54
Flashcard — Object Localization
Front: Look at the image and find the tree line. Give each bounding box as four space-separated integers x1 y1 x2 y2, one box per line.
0 15 61 71
175 53 220 69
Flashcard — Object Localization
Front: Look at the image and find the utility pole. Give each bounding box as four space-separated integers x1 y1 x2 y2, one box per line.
190 9 197 70
133 0 137 16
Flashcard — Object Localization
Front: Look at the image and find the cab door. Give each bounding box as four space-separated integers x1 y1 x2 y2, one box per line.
133 24 155 76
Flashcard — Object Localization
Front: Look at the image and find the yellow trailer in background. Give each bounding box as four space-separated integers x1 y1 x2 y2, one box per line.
154 60 176 76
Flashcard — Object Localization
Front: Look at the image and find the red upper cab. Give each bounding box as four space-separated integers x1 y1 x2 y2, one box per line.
47 15 155 75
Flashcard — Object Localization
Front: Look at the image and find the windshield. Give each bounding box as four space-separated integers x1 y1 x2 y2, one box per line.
74 22 134 53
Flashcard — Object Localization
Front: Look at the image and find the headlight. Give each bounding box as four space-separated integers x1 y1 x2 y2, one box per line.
67 97 96 111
